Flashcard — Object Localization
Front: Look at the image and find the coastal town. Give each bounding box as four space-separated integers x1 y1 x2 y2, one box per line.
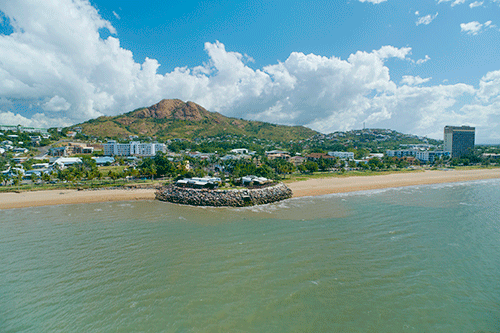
1 123 499 194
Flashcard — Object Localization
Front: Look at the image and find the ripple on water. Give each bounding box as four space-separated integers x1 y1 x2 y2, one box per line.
1 180 500 332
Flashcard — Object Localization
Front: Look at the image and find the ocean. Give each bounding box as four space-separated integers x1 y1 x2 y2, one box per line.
1 179 499 332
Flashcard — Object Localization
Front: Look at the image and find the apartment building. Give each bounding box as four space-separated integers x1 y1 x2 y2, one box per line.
103 140 166 156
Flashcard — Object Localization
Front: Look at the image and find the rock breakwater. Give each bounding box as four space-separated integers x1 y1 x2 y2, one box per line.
155 183 293 207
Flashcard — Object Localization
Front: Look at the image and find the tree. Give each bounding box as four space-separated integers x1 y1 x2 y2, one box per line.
30 172 39 184
154 152 175 177
13 170 23 189
256 164 275 179
108 170 119 182
304 161 319 173
144 164 157 180
368 157 383 171
41 172 51 184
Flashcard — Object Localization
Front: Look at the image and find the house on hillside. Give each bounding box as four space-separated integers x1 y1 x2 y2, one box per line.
289 156 307 166
306 153 336 161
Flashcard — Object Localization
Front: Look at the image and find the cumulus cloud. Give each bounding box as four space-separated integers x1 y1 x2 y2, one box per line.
416 13 438 26
401 75 432 85
0 110 73 128
42 95 71 112
0 0 500 141
460 21 494 35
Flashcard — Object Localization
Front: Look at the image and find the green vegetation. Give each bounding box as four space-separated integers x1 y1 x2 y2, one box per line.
70 99 318 142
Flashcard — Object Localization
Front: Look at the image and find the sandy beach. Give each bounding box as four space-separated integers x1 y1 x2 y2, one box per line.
1 168 499 209
287 168 500 197
0 188 157 210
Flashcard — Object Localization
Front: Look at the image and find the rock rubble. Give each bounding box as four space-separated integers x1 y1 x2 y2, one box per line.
155 183 292 207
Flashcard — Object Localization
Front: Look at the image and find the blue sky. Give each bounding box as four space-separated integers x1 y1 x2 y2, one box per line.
0 0 499 143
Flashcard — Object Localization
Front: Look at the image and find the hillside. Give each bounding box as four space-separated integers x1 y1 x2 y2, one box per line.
72 99 318 142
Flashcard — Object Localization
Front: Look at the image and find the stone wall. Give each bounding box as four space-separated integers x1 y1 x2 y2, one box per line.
155 183 293 207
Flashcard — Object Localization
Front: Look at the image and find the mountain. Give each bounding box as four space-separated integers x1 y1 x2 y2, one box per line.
71 99 319 141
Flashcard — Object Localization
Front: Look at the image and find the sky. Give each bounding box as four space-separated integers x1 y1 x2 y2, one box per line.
0 0 499 143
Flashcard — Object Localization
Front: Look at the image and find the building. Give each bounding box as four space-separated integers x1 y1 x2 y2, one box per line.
444 126 475 158
385 150 417 158
92 156 115 166
0 125 48 134
415 151 450 163
49 146 68 157
103 141 166 156
289 156 307 166
327 151 355 159
51 157 83 168
230 148 249 154
306 153 336 161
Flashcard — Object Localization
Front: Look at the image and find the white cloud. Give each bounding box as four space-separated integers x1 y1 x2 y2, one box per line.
460 21 491 35
438 0 467 6
0 0 500 141
416 13 438 26
401 75 432 85
470 1 484 7
42 95 71 112
0 110 72 128
112 11 120 20
416 55 431 65
358 0 387 4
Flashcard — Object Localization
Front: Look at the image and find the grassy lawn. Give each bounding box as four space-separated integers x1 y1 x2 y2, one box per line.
0 178 169 193
282 168 424 183
98 165 128 173
281 165 500 183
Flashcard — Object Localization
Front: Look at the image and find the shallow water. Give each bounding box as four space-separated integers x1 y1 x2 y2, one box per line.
1 179 500 332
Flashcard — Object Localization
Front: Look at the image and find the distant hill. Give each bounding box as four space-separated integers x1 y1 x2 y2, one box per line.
71 99 319 142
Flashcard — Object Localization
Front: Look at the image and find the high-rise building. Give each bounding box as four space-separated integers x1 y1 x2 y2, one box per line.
443 126 475 158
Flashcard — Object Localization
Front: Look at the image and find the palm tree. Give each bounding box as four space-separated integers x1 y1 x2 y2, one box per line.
41 172 51 185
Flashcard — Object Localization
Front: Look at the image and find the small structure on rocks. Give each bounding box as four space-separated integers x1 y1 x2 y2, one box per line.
156 182 292 207
175 177 221 189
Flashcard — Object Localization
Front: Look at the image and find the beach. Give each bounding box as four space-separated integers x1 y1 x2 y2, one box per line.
0 188 156 210
1 168 500 209
287 168 500 197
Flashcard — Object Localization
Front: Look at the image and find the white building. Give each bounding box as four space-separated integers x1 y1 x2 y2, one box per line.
230 148 249 154
328 151 354 159
385 150 417 158
0 125 48 134
51 157 83 168
415 151 450 163
103 141 166 156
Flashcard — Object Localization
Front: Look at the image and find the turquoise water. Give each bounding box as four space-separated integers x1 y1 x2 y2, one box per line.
1 179 500 332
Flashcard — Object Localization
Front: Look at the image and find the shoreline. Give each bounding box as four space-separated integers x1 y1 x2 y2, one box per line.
1 168 499 210
287 168 500 198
